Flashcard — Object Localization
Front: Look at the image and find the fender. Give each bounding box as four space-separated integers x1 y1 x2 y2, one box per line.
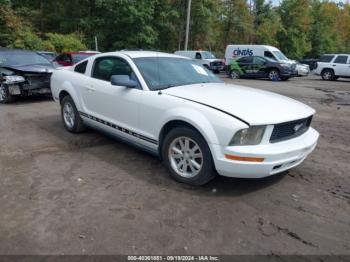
60 81 82 109
157 107 219 145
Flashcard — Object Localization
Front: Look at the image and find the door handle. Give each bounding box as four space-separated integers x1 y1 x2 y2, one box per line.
332 64 336 67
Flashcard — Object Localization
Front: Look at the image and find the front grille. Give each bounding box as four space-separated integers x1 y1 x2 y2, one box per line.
24 74 51 90
270 116 312 143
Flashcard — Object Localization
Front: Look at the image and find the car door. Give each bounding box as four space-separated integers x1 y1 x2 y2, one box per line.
82 55 142 137
252 56 267 77
332 55 350 76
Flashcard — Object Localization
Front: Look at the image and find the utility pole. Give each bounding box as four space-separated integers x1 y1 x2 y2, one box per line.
95 36 98 52
184 0 192 51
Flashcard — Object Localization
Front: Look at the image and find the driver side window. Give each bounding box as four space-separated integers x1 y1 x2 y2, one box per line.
92 57 132 81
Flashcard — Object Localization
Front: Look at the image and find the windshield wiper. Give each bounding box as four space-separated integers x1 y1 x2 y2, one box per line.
152 84 178 91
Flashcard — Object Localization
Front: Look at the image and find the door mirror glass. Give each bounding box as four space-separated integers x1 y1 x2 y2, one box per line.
111 75 137 88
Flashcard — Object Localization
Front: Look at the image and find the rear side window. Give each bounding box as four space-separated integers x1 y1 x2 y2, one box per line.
74 61 88 74
334 55 348 64
319 55 334 63
237 56 253 63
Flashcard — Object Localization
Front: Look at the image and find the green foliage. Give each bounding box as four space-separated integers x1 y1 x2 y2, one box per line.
277 0 312 59
44 33 87 53
1 0 350 59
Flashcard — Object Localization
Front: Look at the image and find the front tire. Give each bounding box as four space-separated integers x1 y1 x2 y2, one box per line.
0 85 16 104
61 95 86 133
268 69 280 81
162 127 216 186
321 69 335 81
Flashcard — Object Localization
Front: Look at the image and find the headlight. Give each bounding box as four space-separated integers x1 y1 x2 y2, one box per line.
229 126 266 146
4 75 25 84
280 63 291 68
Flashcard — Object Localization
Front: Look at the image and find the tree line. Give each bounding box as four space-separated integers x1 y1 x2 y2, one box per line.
0 0 349 59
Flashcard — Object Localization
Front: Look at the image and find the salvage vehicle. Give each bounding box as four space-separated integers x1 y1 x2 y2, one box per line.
51 51 319 185
54 51 99 67
174 50 225 73
0 48 54 103
228 56 295 81
313 54 350 81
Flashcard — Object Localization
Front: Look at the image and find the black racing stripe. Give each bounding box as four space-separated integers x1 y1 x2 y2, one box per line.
164 94 250 126
79 111 158 145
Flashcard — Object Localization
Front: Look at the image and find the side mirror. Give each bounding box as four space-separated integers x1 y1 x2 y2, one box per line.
111 75 137 88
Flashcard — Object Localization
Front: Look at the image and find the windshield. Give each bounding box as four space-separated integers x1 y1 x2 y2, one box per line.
202 51 216 59
134 57 222 91
73 54 96 64
272 51 288 61
0 51 51 67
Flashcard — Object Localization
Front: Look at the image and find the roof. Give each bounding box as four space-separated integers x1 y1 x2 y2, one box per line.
0 48 36 53
323 53 350 56
64 52 100 55
109 51 186 59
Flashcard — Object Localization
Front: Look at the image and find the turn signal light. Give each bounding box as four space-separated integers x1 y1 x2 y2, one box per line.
225 154 264 162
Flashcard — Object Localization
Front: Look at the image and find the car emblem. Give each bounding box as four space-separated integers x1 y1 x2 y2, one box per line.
294 123 304 132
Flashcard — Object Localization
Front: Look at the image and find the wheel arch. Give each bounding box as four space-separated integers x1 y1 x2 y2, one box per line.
321 68 335 74
57 81 82 111
157 117 218 160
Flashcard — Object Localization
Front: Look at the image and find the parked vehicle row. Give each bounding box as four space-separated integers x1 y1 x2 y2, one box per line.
51 51 319 185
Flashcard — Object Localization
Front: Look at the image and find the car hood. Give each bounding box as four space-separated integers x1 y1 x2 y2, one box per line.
163 83 315 125
2 64 55 74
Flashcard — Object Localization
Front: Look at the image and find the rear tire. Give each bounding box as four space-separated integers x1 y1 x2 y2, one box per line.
229 70 240 79
321 69 335 81
162 127 216 186
0 85 16 104
61 95 86 133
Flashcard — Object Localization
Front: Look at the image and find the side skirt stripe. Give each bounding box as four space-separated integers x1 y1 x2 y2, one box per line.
79 111 158 145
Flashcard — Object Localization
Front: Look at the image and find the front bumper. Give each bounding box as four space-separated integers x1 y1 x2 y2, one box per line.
211 127 319 178
210 65 225 71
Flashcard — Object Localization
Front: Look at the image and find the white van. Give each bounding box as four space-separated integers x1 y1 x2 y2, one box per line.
174 50 225 73
224 45 291 65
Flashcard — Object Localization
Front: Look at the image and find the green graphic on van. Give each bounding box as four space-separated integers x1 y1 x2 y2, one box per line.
229 59 264 75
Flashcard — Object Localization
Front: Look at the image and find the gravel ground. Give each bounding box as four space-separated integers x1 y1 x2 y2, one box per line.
0 75 349 255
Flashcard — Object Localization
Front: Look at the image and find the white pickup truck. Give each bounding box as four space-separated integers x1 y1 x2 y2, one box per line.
314 54 350 80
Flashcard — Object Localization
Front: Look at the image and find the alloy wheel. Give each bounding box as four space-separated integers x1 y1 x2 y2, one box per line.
168 136 203 178
63 102 75 129
269 70 279 81
323 71 332 80
230 71 239 79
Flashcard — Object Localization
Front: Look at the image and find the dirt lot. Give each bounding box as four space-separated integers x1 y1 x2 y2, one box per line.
0 75 349 255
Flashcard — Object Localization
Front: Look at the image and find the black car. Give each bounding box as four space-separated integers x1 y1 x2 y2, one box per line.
0 48 54 103
228 56 296 81
37 51 57 62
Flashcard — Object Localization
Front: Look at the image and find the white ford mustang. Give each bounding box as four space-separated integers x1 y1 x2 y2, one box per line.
51 51 319 185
